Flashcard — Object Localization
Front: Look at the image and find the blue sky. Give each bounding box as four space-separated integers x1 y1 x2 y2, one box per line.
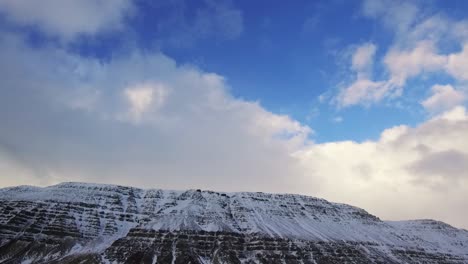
56 0 468 142
1 0 468 228
78 0 399 142
10 0 468 142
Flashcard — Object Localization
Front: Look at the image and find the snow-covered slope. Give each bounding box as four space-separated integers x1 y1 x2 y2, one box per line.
0 182 467 263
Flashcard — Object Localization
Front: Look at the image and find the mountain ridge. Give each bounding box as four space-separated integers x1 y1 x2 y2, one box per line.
0 182 467 263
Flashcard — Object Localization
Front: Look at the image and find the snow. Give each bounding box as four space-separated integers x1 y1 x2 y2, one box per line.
1 182 467 257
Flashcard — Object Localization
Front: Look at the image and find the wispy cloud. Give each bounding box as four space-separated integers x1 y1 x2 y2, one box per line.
334 0 468 109
421 84 466 114
0 0 134 41
154 0 243 48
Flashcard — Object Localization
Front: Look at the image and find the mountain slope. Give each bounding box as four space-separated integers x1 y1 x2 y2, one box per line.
0 182 467 263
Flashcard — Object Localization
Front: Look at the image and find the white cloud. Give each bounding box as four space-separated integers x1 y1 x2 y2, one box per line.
384 41 447 86
336 43 387 107
446 43 468 81
361 0 419 35
336 1 468 108
337 78 387 107
436 104 467 121
332 116 343 123
337 40 450 107
0 32 311 194
352 43 377 74
297 106 468 228
123 83 169 123
1 0 468 231
0 0 133 40
422 84 465 114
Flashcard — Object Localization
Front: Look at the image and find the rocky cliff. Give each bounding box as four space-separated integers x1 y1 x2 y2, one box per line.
0 182 467 263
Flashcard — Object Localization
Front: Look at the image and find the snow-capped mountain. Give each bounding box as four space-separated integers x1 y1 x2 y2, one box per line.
0 182 467 263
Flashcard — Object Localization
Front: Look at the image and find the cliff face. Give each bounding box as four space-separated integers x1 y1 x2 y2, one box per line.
0 182 467 263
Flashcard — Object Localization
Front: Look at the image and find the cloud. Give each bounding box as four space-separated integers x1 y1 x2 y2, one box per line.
446 43 468 81
332 116 343 123
125 85 155 118
1 0 468 231
297 106 468 228
194 0 243 40
362 0 467 45
0 32 311 194
337 40 449 108
0 147 43 187
338 40 450 108
337 79 387 107
335 0 468 108
155 0 243 48
361 0 419 35
336 43 387 107
384 41 447 86
123 82 169 123
352 43 377 74
421 84 465 114
4 32 467 229
407 150 468 183
0 0 133 40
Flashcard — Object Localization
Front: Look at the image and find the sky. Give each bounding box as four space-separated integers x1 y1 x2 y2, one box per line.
0 0 468 229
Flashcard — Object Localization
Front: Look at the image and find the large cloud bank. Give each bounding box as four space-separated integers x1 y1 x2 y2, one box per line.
0 0 467 229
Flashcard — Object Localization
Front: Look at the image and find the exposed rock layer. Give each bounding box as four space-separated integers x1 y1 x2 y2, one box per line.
0 182 467 263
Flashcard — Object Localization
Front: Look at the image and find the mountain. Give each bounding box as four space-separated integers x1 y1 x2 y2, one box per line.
0 182 467 263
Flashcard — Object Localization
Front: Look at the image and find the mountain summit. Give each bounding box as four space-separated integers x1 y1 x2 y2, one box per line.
0 182 467 263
